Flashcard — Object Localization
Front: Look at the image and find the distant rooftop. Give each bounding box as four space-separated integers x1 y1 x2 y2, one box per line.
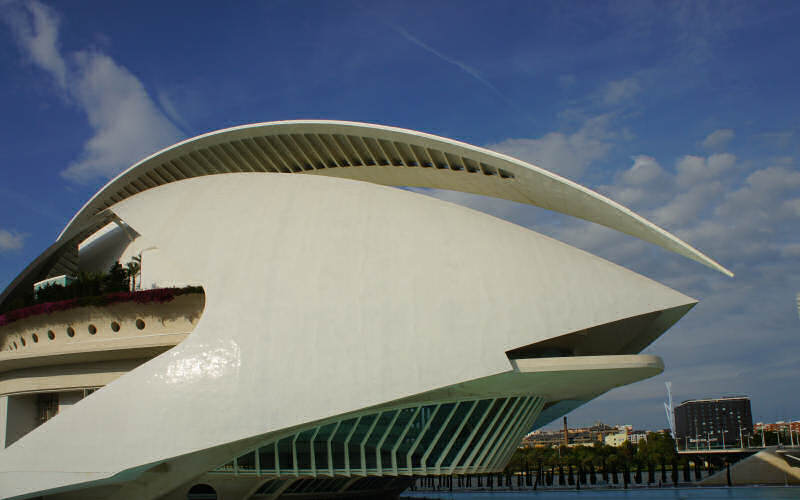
678 396 750 405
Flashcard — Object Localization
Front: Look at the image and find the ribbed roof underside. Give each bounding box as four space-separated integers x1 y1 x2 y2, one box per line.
58 121 731 277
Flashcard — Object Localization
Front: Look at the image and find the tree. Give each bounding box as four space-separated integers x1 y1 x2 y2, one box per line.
105 262 129 293
126 255 141 291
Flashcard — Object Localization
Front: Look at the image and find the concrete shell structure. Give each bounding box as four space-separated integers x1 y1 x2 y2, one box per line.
0 121 728 500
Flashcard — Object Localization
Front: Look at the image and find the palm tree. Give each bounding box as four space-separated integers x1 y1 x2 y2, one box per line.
126 255 141 291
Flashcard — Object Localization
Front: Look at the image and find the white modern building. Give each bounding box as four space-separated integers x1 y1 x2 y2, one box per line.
0 121 730 500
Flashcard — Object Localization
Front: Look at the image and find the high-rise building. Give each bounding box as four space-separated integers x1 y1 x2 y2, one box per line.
674 397 753 449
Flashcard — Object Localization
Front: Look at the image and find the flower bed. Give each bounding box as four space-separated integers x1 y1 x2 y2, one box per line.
0 286 203 327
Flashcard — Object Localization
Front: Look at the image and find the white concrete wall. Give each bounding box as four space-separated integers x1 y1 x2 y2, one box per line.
0 174 696 499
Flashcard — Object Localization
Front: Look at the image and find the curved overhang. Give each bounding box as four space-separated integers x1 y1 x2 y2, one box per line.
56 120 731 276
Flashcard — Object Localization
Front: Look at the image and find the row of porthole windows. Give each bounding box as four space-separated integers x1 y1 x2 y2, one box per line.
5 319 147 351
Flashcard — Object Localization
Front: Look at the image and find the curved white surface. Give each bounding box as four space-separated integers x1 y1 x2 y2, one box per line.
0 174 694 498
56 120 731 276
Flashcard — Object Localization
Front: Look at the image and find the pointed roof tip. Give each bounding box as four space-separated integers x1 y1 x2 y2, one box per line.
687 249 733 277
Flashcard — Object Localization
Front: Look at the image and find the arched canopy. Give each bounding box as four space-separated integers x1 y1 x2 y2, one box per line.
58 120 731 276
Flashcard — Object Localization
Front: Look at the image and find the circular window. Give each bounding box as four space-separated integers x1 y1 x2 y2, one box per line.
88 324 97 335
48 331 55 340
111 321 120 332
20 337 26 346
135 319 145 330
32 333 38 343
66 327 74 337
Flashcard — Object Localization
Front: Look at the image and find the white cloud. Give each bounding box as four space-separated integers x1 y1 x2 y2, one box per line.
62 51 183 181
5 0 66 88
487 115 614 179
620 155 666 186
4 1 182 182
602 77 640 106
598 155 672 209
0 229 26 252
701 128 735 151
675 152 736 187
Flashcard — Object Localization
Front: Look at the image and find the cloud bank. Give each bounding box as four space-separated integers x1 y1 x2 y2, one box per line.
3 1 182 182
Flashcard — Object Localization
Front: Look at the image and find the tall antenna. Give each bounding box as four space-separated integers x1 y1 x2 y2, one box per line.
664 381 676 448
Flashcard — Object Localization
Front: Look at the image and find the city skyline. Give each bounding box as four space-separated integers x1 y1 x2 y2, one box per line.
1 1 799 430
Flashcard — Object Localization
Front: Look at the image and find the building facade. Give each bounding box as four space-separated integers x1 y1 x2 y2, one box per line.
674 397 753 449
0 121 730 500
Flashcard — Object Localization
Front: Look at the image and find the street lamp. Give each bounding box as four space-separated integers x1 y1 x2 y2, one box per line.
738 424 743 449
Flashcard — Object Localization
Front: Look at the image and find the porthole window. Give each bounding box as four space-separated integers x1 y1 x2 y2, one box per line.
135 319 145 330
20 337 26 346
88 324 97 335
111 321 120 332
65 327 73 337
32 333 38 343
48 331 55 340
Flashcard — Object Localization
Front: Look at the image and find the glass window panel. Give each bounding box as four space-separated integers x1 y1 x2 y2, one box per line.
458 398 507 467
277 436 294 472
258 443 276 472
313 423 337 471
426 401 475 467
295 429 315 470
364 410 396 470
237 450 257 472
411 403 455 467
331 418 357 471
396 405 436 470
442 399 491 468
381 407 417 470
348 414 376 470
475 397 519 467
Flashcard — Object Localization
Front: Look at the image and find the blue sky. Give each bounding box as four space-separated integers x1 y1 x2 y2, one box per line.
1 1 799 430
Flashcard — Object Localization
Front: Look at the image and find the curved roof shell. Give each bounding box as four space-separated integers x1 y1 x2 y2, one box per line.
59 120 731 276
0 120 732 310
